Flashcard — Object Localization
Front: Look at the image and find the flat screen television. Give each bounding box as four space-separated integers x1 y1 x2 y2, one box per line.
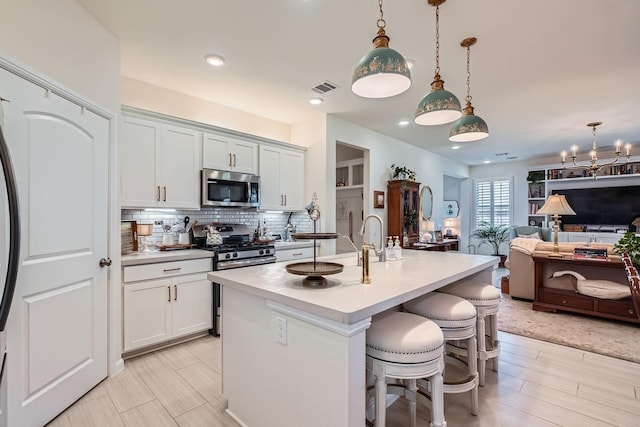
552 186 640 231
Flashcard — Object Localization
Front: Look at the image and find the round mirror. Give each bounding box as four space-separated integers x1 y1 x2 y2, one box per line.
420 186 433 221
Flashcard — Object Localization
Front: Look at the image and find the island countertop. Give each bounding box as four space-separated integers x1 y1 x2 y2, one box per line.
208 250 497 324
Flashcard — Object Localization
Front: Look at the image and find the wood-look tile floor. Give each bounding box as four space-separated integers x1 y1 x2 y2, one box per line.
47 330 640 427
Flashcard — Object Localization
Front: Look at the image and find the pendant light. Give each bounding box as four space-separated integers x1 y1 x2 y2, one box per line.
449 37 489 142
351 0 411 98
415 0 461 126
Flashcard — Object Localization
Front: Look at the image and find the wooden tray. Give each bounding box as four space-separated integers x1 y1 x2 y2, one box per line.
285 261 344 276
291 232 339 240
157 243 197 251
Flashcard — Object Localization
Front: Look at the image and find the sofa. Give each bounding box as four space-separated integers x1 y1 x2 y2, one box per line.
508 225 552 242
507 237 621 300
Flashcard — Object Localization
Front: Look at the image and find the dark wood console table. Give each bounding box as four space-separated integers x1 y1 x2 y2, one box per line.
532 254 639 323
409 239 459 252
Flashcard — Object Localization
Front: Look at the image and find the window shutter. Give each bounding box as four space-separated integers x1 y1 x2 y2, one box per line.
473 177 512 228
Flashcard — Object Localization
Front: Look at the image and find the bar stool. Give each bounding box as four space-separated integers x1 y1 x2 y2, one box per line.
366 311 447 427
438 280 500 386
403 292 479 416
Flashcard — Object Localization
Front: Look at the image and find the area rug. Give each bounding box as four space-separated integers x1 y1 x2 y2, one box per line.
497 296 640 363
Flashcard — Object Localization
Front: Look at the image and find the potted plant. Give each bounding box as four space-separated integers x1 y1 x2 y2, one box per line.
526 170 545 184
471 221 511 267
614 232 640 265
390 164 417 182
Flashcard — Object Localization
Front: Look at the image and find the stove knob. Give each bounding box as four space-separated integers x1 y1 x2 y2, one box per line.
225 254 231 259
259 249 264 255
265 249 271 254
232 253 238 258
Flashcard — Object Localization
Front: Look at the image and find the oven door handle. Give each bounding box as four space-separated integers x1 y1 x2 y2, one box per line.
215 256 277 270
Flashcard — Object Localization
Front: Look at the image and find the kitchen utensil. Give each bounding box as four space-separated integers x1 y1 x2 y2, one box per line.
162 233 174 245
187 219 198 232
178 232 190 245
183 216 190 231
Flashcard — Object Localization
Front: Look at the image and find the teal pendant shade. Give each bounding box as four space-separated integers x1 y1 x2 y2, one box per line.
414 77 462 125
449 106 489 142
352 28 411 98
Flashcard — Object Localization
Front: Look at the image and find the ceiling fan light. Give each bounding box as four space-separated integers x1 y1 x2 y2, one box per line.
449 106 489 142
352 45 411 98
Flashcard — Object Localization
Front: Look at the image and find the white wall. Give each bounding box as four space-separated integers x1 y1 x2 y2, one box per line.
122 77 293 144
0 0 120 113
325 116 470 252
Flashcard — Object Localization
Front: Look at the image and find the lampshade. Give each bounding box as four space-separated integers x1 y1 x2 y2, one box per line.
449 105 489 142
537 195 576 216
415 82 462 125
137 224 153 236
352 30 411 98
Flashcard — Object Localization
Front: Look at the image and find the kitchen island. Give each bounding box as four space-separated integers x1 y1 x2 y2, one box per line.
208 250 498 427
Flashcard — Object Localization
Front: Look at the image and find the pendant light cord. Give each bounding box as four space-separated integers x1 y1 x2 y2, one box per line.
377 0 386 29
434 5 440 75
465 44 472 104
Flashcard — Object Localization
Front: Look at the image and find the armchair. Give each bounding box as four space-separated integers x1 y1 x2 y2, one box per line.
509 225 552 242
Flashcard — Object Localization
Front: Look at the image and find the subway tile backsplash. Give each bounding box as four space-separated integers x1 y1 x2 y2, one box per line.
122 207 315 244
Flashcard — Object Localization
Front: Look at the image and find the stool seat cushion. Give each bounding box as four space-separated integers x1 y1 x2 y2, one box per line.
438 280 500 307
403 293 476 329
367 312 444 364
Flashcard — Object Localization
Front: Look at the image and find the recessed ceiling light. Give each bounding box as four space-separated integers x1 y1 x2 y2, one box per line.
405 59 415 69
205 54 225 67
451 145 460 150
309 97 323 105
398 120 410 126
483 160 491 164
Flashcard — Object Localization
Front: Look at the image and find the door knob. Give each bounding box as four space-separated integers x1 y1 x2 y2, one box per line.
99 258 112 267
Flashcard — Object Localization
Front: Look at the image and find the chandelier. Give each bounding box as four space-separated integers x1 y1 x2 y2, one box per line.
561 121 631 179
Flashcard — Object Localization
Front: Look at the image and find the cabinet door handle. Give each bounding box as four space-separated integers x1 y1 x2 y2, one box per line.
157 186 161 201
629 309 635 315
229 153 233 167
174 284 177 301
292 252 303 256
284 194 287 206
280 195 283 206
167 286 171 302
163 186 167 202
233 153 237 167
163 267 182 272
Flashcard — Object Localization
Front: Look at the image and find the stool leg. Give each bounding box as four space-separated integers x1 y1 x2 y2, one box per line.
374 373 387 427
407 379 417 427
476 307 487 387
430 370 447 427
489 314 499 372
467 335 479 416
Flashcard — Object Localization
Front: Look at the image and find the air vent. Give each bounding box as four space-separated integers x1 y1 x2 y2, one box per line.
506 156 518 160
311 81 339 94
494 152 509 157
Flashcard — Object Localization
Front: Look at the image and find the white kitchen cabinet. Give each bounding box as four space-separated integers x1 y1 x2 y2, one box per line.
275 246 314 263
123 258 212 353
202 132 258 174
259 145 305 211
121 115 201 209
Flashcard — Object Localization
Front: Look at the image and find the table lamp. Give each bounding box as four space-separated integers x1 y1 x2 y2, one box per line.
137 223 154 253
445 219 453 237
536 194 576 257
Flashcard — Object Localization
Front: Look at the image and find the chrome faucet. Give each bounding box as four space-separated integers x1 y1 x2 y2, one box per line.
341 235 362 266
360 214 386 262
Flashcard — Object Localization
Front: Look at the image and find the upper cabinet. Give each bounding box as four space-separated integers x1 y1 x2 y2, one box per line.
202 133 258 174
259 145 305 211
336 159 364 189
121 115 201 209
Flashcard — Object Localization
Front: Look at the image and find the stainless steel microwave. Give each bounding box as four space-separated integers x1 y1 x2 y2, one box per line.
201 169 260 208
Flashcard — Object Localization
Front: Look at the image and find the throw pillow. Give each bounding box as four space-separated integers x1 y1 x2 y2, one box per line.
518 232 541 239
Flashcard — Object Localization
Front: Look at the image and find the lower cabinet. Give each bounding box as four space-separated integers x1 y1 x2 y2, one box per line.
275 245 314 263
123 260 212 353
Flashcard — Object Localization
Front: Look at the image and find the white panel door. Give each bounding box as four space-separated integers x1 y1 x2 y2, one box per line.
1 68 109 427
202 133 232 171
123 279 172 352
231 139 258 174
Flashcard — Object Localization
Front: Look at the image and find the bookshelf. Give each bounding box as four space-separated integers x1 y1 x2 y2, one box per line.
526 169 547 227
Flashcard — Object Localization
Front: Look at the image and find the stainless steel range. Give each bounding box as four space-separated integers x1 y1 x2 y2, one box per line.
192 224 276 335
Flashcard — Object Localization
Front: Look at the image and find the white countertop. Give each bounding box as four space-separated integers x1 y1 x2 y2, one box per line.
208 251 497 324
122 249 213 266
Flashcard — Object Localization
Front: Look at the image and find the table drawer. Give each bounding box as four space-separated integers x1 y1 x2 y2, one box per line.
598 299 637 319
538 290 594 311
123 258 213 283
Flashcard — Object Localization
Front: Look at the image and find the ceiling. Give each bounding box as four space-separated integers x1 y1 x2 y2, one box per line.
77 0 640 166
